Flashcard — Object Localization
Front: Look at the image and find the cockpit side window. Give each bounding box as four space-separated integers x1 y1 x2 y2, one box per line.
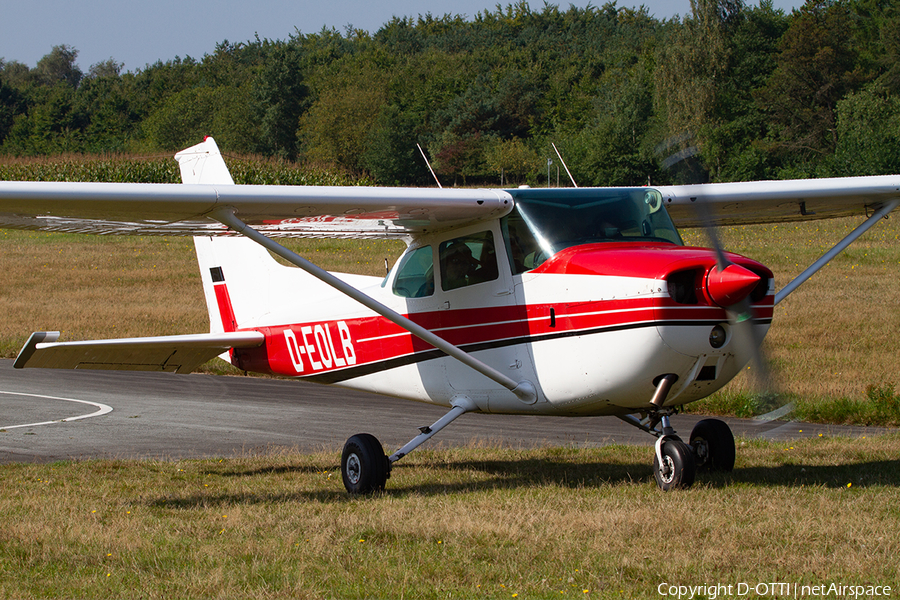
439 231 499 291
392 245 434 298
501 212 543 275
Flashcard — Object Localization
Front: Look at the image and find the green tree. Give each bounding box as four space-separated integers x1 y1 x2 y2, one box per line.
143 86 232 151
756 0 870 170
298 60 388 171
254 42 308 158
654 0 741 145
0 73 25 144
703 1 790 181
87 58 123 79
128 57 201 125
0 60 32 90
72 69 137 152
34 45 83 88
2 83 86 154
433 132 487 185
361 104 433 185
484 137 541 185
834 84 900 175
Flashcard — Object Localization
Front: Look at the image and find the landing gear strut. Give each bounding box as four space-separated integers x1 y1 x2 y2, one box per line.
340 397 477 494
617 374 735 491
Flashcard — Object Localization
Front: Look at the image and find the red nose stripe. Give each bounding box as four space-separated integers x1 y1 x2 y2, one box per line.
706 264 760 307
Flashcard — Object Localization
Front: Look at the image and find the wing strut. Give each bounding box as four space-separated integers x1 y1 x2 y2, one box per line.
775 199 899 305
210 208 538 404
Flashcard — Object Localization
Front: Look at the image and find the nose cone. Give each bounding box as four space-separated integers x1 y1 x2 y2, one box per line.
706 263 760 307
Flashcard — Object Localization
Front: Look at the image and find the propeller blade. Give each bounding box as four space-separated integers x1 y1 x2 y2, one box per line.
691 197 791 420
692 197 730 272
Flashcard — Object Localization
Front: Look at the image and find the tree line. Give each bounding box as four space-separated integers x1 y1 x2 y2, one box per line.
1 0 899 186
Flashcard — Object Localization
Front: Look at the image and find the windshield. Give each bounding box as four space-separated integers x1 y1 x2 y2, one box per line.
500 188 683 274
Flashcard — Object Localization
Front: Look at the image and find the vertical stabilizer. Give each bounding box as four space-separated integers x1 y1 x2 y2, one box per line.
177 137 277 345
177 138 379 367
175 137 235 185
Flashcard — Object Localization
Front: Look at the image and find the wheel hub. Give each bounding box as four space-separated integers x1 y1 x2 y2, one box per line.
658 454 675 484
346 452 361 485
692 437 710 467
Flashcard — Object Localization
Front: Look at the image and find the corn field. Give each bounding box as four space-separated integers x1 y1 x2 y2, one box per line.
0 153 371 186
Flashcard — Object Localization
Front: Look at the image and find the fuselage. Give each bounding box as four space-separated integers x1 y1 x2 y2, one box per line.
217 188 774 416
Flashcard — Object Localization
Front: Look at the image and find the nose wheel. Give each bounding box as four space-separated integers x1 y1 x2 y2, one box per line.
652 437 696 491
617 375 736 491
689 418 735 472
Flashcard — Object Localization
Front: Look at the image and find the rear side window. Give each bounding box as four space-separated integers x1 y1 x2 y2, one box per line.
439 231 498 291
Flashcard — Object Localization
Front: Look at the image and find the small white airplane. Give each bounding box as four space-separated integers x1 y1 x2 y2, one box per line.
1 137 897 492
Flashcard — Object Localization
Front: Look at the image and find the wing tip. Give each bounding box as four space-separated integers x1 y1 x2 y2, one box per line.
14 331 60 368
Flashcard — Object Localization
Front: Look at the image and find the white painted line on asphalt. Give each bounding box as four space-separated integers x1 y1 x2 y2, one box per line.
0 390 113 429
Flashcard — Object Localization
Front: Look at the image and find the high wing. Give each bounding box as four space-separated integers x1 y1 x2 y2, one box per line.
0 182 511 238
658 176 900 228
2 136 897 236
4 174 898 237
0 139 512 239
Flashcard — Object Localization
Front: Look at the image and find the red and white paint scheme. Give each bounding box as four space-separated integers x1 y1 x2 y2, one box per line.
1 137 897 492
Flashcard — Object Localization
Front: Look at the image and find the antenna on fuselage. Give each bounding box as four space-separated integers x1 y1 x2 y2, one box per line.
417 143 442 188
551 143 578 188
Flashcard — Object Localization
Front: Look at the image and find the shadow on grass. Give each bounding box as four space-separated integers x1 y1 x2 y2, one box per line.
202 463 328 477
146 454 900 509
726 459 900 488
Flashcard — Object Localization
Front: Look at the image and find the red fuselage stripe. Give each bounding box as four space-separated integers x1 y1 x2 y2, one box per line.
234 295 774 379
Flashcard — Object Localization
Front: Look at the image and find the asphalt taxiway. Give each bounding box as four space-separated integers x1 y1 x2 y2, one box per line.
0 359 890 463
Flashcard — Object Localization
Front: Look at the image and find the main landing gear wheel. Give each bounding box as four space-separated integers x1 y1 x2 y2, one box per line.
690 418 735 472
341 433 390 494
653 439 696 491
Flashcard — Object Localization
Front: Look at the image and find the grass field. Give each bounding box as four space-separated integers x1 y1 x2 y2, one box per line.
1 439 898 599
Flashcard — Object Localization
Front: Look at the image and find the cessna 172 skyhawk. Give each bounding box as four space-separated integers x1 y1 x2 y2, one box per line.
1 138 897 492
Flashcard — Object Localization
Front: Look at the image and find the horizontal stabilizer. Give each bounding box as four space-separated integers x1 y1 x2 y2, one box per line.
14 331 264 373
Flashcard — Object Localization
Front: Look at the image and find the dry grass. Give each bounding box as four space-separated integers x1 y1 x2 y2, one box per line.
0 232 208 351
0 439 898 599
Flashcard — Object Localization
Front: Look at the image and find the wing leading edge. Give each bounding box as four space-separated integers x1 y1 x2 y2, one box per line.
658 176 900 227
14 331 265 373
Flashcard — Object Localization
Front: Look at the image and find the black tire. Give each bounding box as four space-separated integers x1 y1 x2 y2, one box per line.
690 418 735 472
653 439 696 491
341 433 390 494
